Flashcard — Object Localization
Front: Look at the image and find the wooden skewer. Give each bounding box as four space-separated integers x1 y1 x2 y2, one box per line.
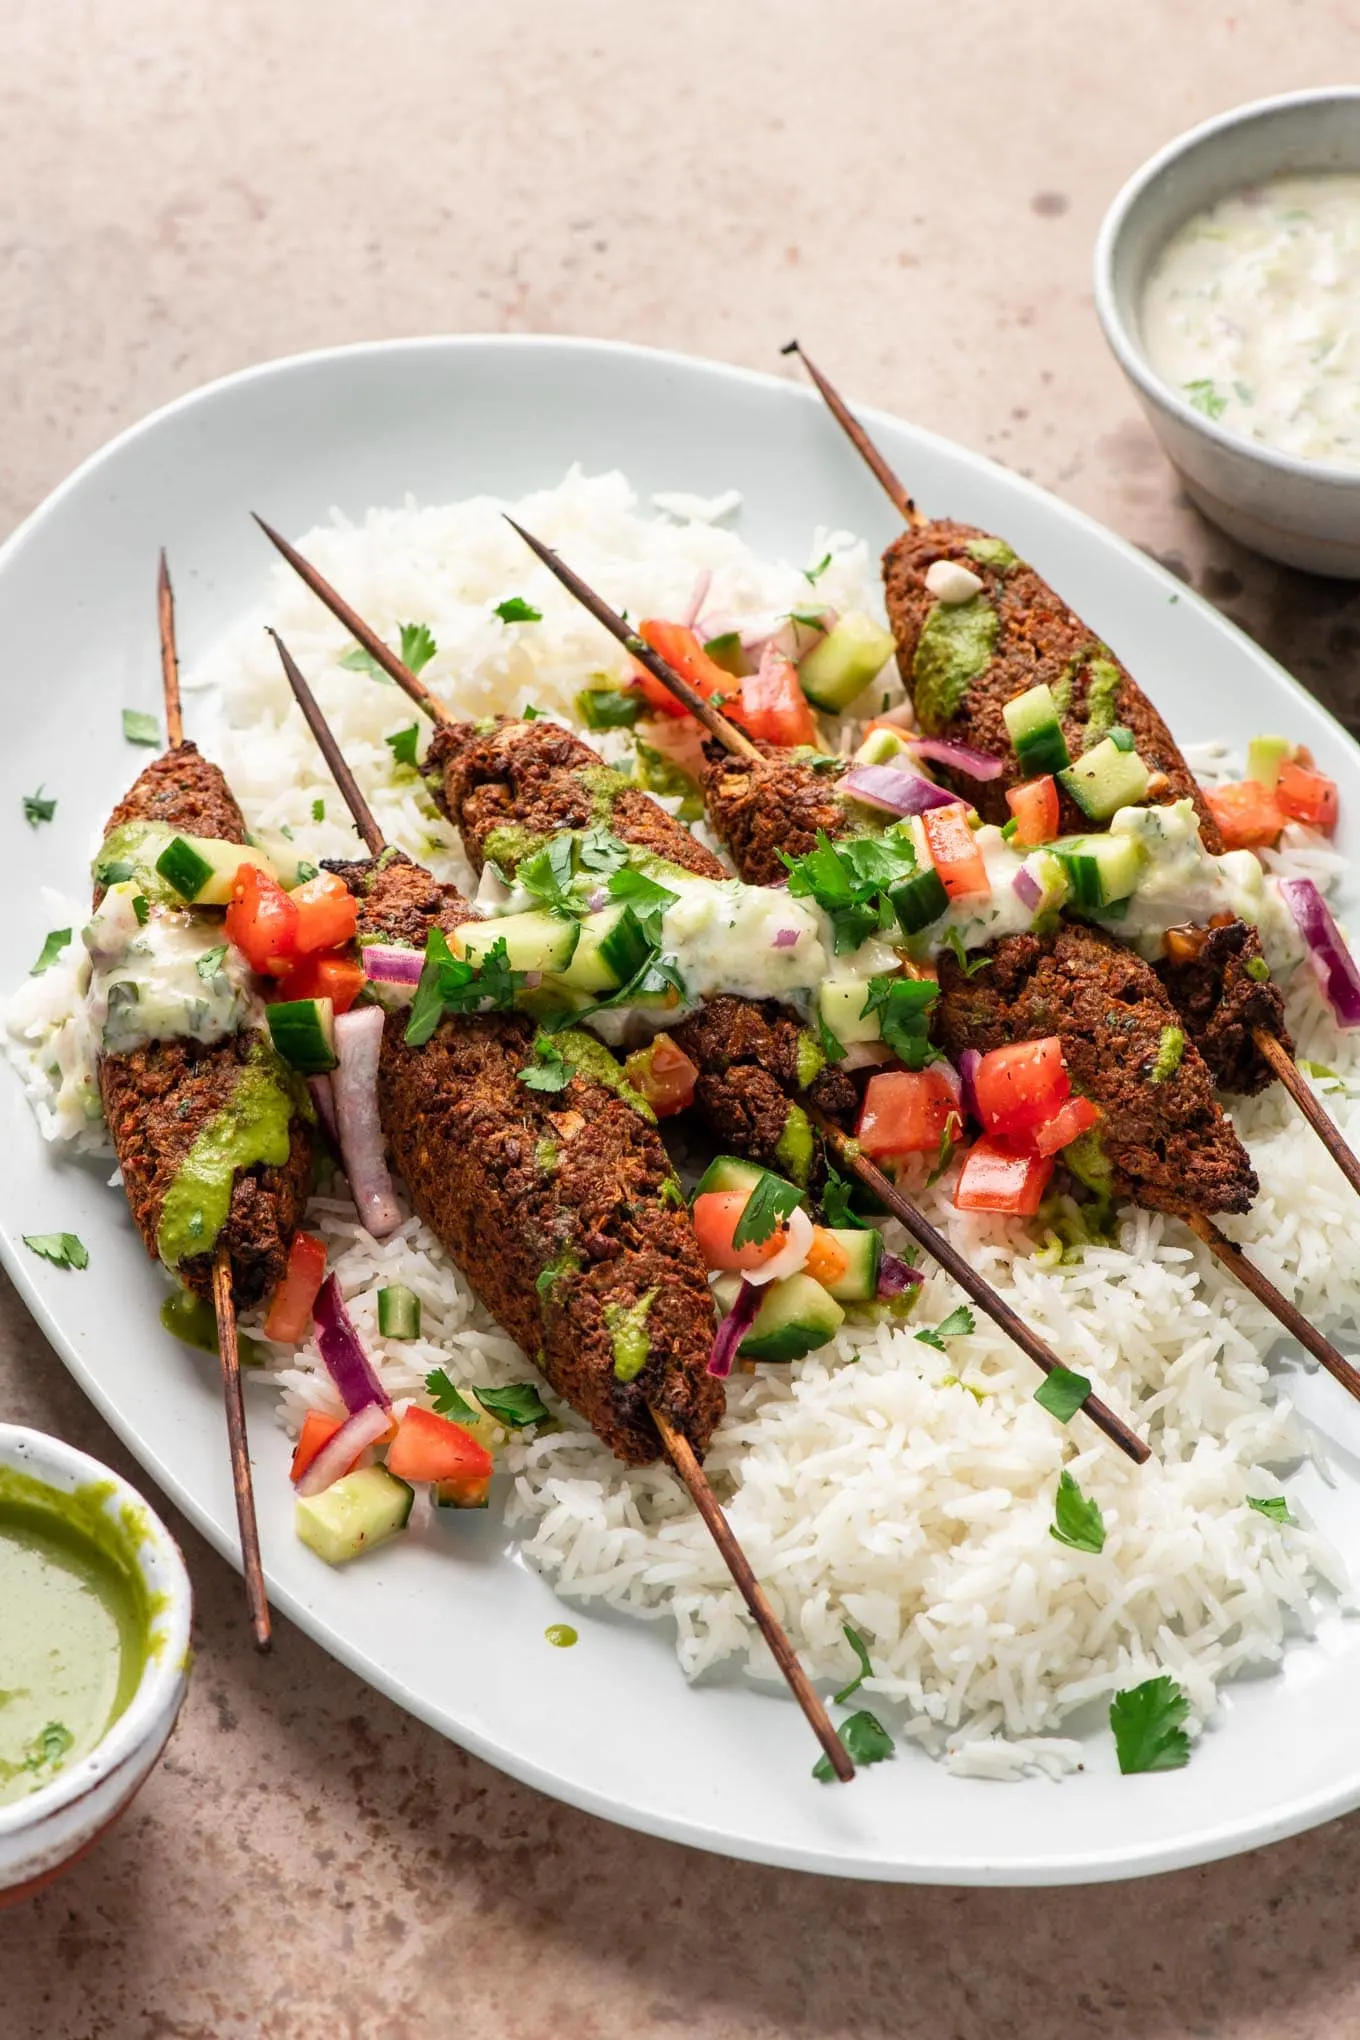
1188 1213 1360 1400
1253 1026 1360 1202
267 628 854 1780
781 341 925 530
786 346 1360 1216
158 551 271 1650
503 517 764 764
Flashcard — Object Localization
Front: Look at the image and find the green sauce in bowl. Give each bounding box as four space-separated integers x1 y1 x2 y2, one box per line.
0 1468 152 1807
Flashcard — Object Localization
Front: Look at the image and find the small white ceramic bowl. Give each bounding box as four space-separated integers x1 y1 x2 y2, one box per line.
1094 88 1360 577
0 1426 192 1904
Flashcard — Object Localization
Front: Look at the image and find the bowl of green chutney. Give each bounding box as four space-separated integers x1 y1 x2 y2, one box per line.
0 1426 192 1902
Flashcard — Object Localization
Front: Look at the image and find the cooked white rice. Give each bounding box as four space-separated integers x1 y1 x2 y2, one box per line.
7 468 1359 1778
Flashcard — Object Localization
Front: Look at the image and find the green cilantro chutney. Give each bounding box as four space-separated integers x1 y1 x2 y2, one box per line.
157 1042 303 1268
911 593 998 731
0 1468 152 1808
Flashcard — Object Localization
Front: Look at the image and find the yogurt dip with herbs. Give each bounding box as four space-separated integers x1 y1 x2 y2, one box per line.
1141 172 1360 469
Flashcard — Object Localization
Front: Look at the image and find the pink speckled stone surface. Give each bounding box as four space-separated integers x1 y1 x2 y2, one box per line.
6 2 1360 2032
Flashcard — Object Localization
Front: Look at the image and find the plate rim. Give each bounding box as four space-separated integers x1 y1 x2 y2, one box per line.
5 331 1360 1885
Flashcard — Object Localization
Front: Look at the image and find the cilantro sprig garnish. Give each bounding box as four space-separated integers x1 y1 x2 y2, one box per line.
1109 1674 1191 1774
30 929 72 976
23 1232 89 1270
1247 1494 1297 1526
426 1370 548 1429
519 1032 575 1092
833 1624 873 1705
812 1709 894 1782
23 787 57 827
1034 1365 1091 1424
781 829 919 954
862 976 940 1069
405 929 525 1046
341 620 437 681
914 1303 974 1351
1050 1468 1106 1554
606 865 679 943
518 834 580 913
940 927 992 977
731 1170 803 1250
820 1166 866 1231
385 724 422 770
122 709 160 747
495 596 543 624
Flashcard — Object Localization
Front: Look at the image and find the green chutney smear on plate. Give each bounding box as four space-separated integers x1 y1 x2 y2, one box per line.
0 1466 154 1807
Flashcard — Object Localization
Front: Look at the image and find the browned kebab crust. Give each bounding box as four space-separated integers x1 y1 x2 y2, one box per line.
1153 920 1292 1096
427 716 729 879
933 923 1258 1218
670 995 858 1172
699 740 852 889
96 745 312 1308
881 520 1224 851
327 851 724 1468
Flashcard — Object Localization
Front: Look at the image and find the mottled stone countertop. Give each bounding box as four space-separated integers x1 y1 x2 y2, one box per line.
6 2 1360 2034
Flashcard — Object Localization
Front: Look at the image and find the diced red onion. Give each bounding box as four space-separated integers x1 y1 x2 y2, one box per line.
362 945 425 987
586 886 609 912
905 736 1005 781
293 1400 392 1496
707 1279 763 1377
957 1048 982 1125
877 1253 922 1299
333 1007 403 1237
840 764 958 817
681 569 713 631
521 969 543 990
1279 877 1360 1027
746 1204 815 1286
840 1040 896 1071
771 927 802 949
313 1274 390 1415
307 1073 340 1150
1012 866 1043 913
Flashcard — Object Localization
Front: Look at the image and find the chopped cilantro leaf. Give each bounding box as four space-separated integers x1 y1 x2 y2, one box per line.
732 1170 802 1249
833 1624 873 1706
339 643 386 680
783 829 917 954
607 864 679 939
518 833 580 913
1050 1468 1106 1553
1247 1494 1297 1525
385 724 422 770
804 551 833 585
30 929 71 976
577 825 631 876
940 927 992 977
312 798 326 822
1034 1365 1091 1423
399 621 437 674
1183 378 1227 421
295 861 318 883
122 709 160 747
406 929 524 1046
816 1008 847 1065
862 976 939 1068
196 944 228 981
1110 1674 1191 1774
474 1383 550 1428
812 1709 893 1782
1245 956 1271 983
23 1232 89 1270
925 1109 962 1187
23 786 56 827
24 1721 73 1772
495 596 543 624
519 1032 574 1092
819 1166 865 1231
914 1303 975 1351
577 686 641 730
426 1368 477 1421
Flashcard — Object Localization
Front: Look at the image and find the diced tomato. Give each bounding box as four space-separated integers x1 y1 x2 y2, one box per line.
972 1038 1070 1140
386 1406 495 1502
264 1231 329 1343
1205 780 1285 851
857 1067 960 1160
954 1138 1054 1215
1032 1094 1102 1157
1275 761 1338 835
804 1228 851 1288
289 1409 343 1484
289 871 359 956
634 620 733 718
225 864 300 976
732 650 820 748
692 1191 792 1273
622 1034 698 1118
922 802 990 900
1005 775 1060 848
276 950 367 1014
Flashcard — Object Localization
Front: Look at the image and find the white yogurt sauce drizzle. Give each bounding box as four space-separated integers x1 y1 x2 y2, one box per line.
84 884 256 1053
1141 173 1360 470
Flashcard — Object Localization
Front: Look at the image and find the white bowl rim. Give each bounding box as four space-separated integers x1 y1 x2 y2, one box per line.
0 1424 192 1841
1093 85 1360 494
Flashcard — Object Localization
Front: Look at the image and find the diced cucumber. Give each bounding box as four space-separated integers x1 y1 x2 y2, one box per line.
253 828 318 891
377 1283 421 1339
890 866 950 937
555 905 653 992
267 996 338 1074
575 686 641 730
294 1465 414 1565
1003 683 1071 777
797 612 896 712
817 1228 882 1303
853 726 911 767
1051 832 1147 911
1247 734 1293 789
1057 736 1150 821
819 978 882 1045
694 1154 772 1199
453 910 580 976
703 632 752 679
739 1272 845 1363
153 835 276 905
